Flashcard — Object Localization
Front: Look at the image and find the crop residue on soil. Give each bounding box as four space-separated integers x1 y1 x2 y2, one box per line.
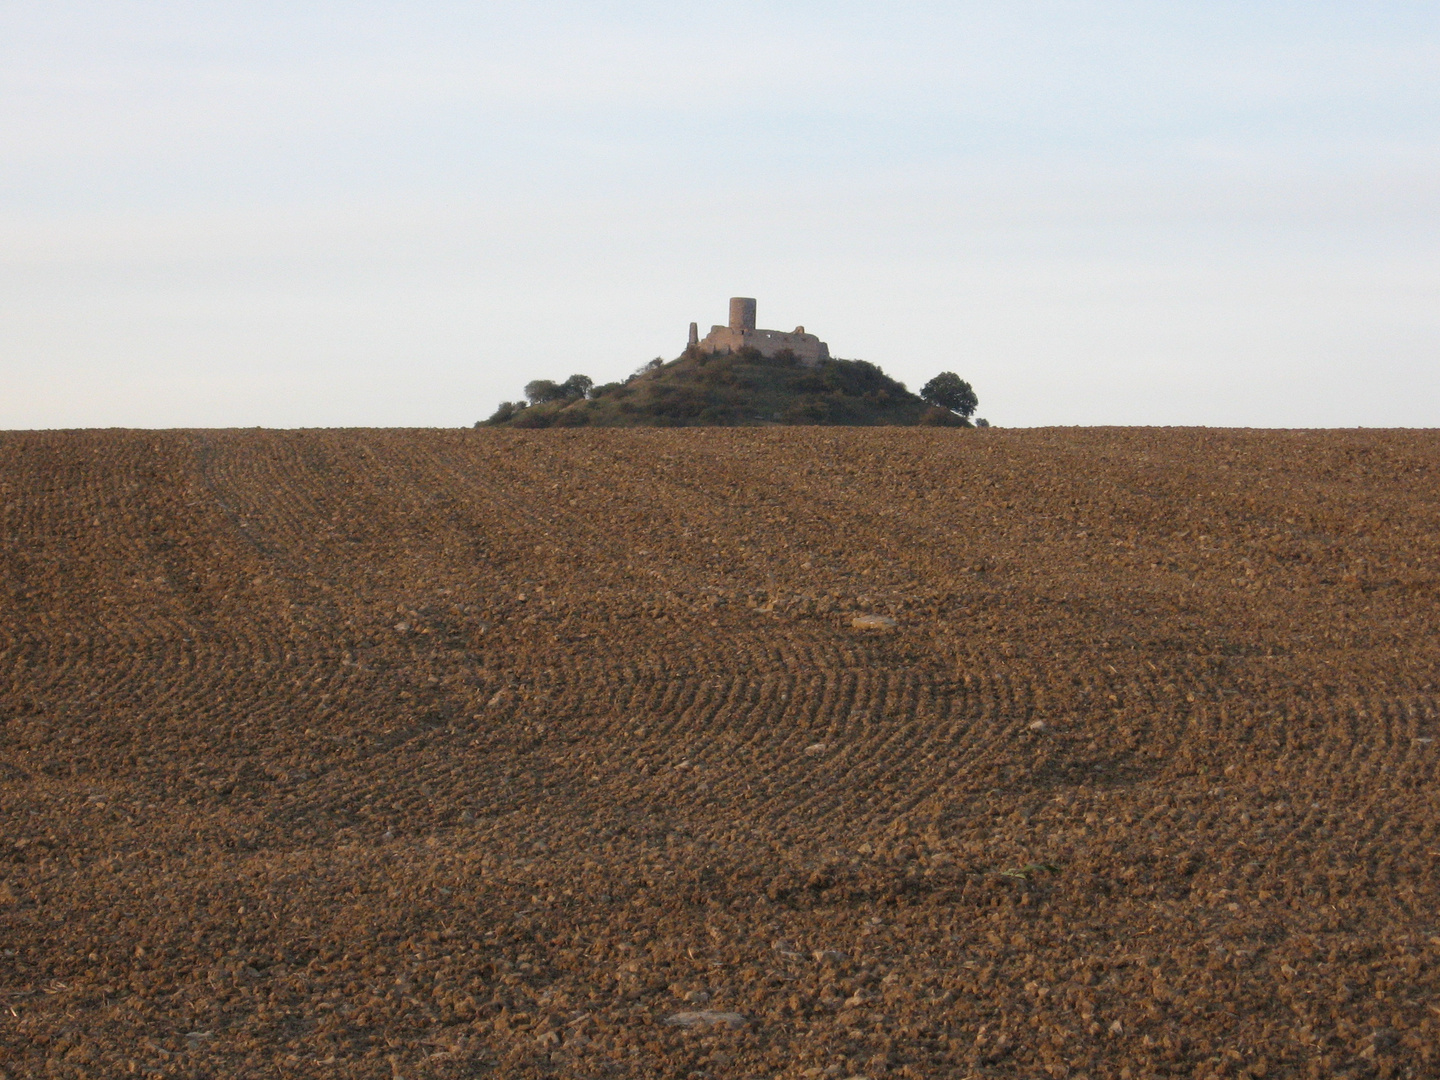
1 426 1438 1079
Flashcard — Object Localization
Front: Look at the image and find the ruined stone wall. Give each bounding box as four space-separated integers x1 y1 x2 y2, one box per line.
697 326 830 366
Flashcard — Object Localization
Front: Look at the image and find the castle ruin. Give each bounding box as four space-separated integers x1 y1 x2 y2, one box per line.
688 298 830 366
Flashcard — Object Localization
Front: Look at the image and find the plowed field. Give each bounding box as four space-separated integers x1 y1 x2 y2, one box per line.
2 427 1439 1080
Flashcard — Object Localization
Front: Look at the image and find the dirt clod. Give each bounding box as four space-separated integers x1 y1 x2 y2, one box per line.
663 1011 747 1029
850 613 897 630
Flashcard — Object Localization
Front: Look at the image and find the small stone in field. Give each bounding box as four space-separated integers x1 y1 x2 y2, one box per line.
850 614 896 630
663 1011 747 1030
804 743 828 756
813 949 846 964
682 989 711 1004
1028 721 1047 732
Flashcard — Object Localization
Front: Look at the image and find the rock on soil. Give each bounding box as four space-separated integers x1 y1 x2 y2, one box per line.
1 426 1439 1079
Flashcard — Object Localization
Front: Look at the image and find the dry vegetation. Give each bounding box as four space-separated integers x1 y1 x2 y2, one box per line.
486 350 967 428
2 427 1438 1080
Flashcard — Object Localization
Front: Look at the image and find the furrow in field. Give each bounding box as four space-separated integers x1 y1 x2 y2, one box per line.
6 428 1440 1080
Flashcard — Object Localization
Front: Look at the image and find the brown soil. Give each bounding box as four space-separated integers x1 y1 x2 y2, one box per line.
2 427 1438 1080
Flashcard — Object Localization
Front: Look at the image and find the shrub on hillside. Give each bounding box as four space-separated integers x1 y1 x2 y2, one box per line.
486 351 982 428
510 405 555 428
782 397 837 424
486 401 528 424
919 405 969 427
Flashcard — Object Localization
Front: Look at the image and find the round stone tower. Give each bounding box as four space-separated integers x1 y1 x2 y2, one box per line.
729 297 757 332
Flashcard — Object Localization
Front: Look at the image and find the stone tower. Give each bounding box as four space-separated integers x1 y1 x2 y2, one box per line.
729 297 757 333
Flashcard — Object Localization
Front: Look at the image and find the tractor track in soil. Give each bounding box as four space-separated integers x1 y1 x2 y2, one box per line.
1 426 1438 1079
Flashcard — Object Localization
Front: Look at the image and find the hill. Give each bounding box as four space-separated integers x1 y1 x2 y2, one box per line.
484 348 973 427
2 427 1438 1078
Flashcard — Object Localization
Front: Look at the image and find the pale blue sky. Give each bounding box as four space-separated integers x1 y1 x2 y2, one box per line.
3 2 1437 427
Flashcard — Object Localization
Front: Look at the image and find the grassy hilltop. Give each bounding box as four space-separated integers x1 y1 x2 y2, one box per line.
484 347 972 427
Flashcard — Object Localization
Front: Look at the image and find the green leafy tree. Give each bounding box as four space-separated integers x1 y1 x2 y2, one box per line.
920 372 978 416
524 379 564 404
525 375 594 405
560 374 594 400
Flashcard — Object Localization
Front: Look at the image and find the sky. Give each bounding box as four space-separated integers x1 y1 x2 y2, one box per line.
2 1 1437 429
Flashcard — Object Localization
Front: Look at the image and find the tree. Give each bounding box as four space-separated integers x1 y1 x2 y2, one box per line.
560 374 594 400
525 375 593 405
920 372 978 416
524 379 564 404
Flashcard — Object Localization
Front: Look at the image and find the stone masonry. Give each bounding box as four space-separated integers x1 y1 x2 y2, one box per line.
691 297 830 366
